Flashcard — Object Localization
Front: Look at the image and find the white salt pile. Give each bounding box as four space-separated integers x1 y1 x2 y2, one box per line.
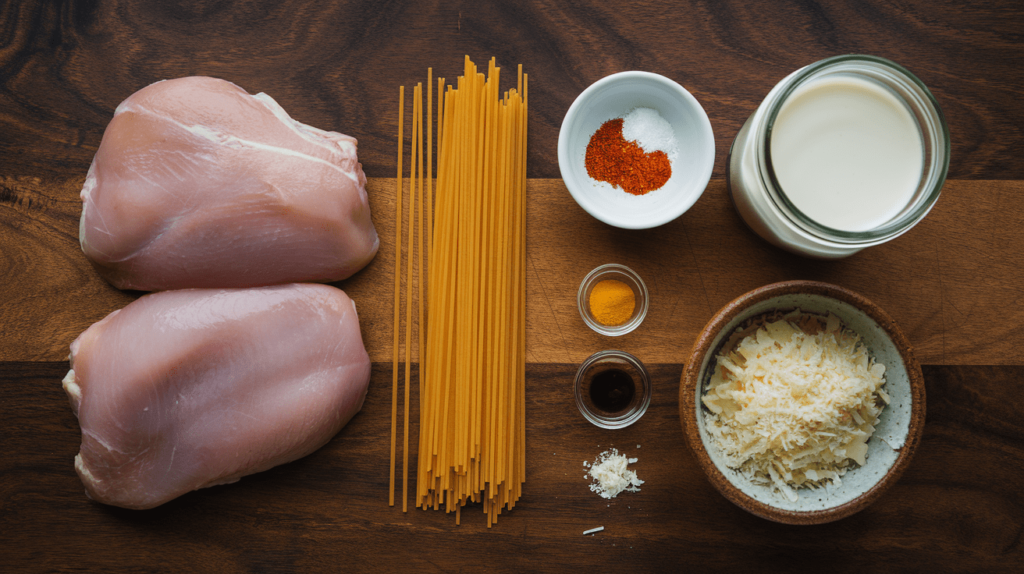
622 107 678 162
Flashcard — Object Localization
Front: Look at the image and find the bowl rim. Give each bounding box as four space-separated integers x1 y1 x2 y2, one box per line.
678 280 927 524
557 70 715 230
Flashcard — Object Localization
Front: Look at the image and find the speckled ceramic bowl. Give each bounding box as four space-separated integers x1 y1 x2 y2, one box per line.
679 280 926 524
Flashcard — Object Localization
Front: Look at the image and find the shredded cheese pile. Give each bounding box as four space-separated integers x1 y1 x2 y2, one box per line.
702 311 889 501
584 449 643 499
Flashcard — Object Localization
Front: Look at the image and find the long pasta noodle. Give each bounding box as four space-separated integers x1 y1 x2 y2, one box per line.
402 84 421 513
390 86 404 508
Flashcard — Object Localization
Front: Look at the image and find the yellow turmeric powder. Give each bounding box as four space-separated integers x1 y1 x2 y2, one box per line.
589 279 635 326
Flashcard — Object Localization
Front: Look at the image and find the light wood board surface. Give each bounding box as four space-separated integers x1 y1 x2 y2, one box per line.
4 177 1022 365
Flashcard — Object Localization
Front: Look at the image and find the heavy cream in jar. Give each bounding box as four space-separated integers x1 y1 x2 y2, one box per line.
728 55 949 258
771 76 923 232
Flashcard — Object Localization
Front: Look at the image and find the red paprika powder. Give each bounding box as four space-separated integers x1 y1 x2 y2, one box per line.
585 118 671 196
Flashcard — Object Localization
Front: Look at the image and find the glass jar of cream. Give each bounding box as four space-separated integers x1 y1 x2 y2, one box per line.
728 55 950 259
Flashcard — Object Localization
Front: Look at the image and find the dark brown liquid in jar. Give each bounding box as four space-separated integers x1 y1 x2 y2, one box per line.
588 368 635 413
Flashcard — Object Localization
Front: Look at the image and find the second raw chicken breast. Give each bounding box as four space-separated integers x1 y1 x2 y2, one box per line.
62 284 371 509
80 76 378 291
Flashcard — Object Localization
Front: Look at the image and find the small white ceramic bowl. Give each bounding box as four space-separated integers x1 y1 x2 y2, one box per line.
558 71 715 229
680 281 926 524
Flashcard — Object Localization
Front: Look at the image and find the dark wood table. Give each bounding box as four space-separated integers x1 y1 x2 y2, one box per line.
3 1 1023 571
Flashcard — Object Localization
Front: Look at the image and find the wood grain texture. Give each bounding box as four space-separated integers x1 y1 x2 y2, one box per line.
1 1 1023 181
2 361 1022 572
3 0 1024 571
3 177 1022 365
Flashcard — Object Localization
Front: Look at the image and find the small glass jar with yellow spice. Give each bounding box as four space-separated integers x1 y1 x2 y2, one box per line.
577 264 649 336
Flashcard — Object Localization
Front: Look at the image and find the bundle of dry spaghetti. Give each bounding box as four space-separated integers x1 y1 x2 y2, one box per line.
391 56 527 527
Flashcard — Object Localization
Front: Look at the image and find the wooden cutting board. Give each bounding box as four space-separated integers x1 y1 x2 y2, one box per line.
3 1 1024 571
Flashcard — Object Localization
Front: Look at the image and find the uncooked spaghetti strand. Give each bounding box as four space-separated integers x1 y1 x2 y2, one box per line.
403 83 421 513
469 63 488 474
519 73 528 488
491 97 510 499
509 92 526 503
462 61 479 486
416 72 431 504
390 86 404 508
425 67 433 313
477 61 498 495
421 72 430 371
483 88 503 498
456 62 478 477
436 87 460 501
501 95 518 500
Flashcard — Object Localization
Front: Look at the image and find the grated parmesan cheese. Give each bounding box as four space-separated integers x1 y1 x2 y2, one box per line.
702 311 888 501
585 448 643 499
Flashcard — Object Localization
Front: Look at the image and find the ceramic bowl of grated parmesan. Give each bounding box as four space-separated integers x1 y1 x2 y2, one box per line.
680 280 926 524
557 71 715 229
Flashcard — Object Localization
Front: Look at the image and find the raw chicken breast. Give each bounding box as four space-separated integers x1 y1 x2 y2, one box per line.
62 284 371 509
80 76 378 291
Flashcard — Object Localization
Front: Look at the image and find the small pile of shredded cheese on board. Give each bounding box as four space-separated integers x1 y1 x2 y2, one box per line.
585 448 643 499
702 310 889 502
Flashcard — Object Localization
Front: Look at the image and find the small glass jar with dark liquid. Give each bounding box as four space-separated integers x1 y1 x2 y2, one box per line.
574 350 651 429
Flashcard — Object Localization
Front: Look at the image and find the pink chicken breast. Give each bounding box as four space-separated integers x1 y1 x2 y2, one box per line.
79 76 378 291
62 284 371 509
